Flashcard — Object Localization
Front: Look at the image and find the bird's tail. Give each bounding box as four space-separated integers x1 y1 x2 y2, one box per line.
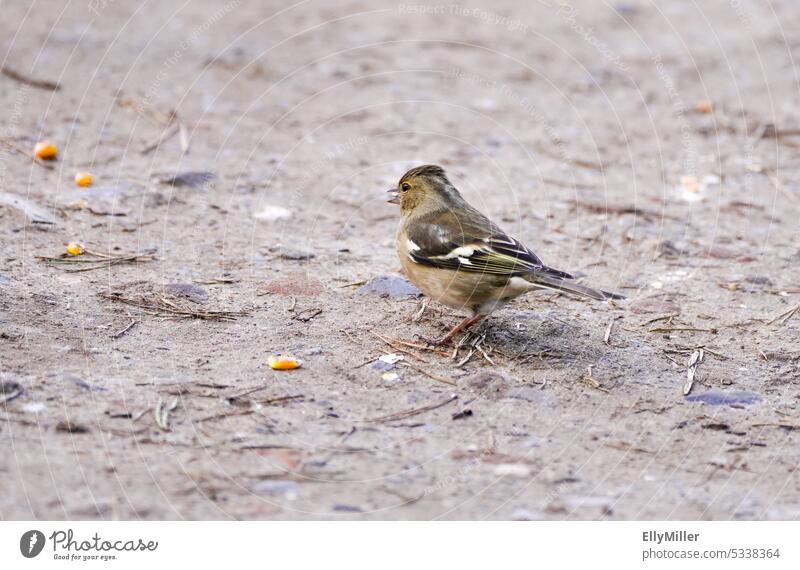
527 271 624 301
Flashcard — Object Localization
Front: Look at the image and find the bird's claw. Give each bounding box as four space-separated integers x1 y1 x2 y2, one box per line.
414 333 453 346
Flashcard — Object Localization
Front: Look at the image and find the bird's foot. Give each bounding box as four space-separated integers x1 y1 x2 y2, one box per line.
415 314 487 346
414 333 454 346
411 298 430 323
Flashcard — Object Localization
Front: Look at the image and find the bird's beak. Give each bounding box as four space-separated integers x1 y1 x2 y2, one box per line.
387 188 400 205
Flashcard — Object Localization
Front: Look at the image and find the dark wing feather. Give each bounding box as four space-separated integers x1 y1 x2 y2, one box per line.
405 209 573 280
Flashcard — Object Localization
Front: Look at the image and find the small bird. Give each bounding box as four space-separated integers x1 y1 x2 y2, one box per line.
389 164 623 345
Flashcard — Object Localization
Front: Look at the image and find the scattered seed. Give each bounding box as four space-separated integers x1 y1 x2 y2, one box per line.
65 242 84 256
268 355 301 370
74 172 93 187
34 141 58 160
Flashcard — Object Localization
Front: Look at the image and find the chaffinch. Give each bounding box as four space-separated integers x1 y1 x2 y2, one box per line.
388 164 623 345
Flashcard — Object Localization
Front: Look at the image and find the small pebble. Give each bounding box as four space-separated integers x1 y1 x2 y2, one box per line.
494 464 531 477
254 205 292 222
332 504 363 513
511 507 541 521
686 390 761 405
378 354 404 364
158 171 215 187
381 371 401 383
357 275 421 298
253 480 299 495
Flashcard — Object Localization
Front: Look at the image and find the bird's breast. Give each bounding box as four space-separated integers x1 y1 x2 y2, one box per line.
396 227 528 314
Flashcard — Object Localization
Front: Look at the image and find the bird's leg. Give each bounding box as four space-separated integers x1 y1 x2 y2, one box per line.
411 297 430 322
417 314 485 346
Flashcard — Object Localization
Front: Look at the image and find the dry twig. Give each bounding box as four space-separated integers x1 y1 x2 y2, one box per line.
37 248 155 272
367 394 458 423
1 65 60 90
370 330 437 362
649 327 717 334
605 441 653 454
397 361 456 386
99 291 248 321
767 303 800 326
111 318 137 339
604 316 616 345
572 200 670 220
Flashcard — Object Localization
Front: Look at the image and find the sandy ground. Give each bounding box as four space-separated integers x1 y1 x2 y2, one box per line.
1 0 799 520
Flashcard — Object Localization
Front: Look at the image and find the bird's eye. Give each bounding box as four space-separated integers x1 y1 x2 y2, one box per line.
401 182 411 192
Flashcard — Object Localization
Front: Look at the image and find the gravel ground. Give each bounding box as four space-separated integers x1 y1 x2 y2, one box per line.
1 0 799 520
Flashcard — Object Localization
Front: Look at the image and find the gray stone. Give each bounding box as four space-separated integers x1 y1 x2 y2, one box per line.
357 275 420 298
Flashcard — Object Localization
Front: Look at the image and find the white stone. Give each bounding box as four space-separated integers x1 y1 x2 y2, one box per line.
253 205 292 222
493 464 531 477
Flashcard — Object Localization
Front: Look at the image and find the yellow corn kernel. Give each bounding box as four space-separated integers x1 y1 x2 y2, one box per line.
65 242 84 256
268 355 301 370
34 141 58 160
74 172 93 187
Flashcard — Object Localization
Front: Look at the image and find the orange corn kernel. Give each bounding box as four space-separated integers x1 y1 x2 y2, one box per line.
268 355 301 370
65 242 84 256
34 141 58 159
74 172 93 187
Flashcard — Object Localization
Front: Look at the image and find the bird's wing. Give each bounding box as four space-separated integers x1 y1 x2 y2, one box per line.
404 209 573 280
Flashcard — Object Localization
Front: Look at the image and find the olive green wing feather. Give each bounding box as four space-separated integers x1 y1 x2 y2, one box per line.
404 209 573 280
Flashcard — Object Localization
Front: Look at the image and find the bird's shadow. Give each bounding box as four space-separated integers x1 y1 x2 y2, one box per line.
476 309 609 366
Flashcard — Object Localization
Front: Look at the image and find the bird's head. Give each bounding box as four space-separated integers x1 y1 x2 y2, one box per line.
388 164 463 215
